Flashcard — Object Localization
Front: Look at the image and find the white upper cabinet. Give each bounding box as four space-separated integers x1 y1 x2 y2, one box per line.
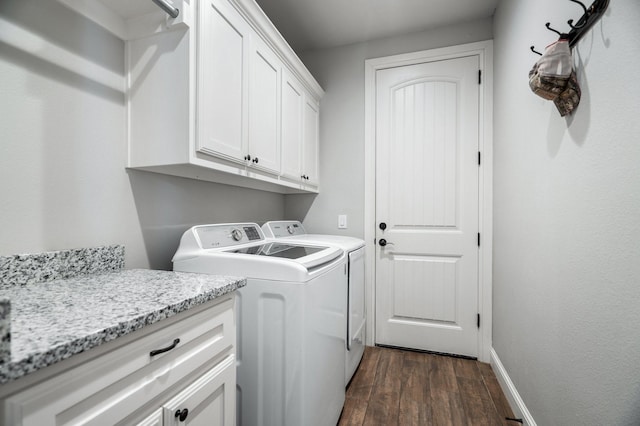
197 0 250 163
248 35 281 175
303 96 320 186
280 70 303 181
60 0 323 194
280 70 320 190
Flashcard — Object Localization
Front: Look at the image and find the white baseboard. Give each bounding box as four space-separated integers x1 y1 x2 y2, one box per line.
490 348 537 426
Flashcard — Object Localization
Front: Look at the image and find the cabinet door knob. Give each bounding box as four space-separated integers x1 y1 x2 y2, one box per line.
244 154 251 161
379 222 387 230
379 239 387 247
252 157 259 163
175 408 189 422
149 338 180 357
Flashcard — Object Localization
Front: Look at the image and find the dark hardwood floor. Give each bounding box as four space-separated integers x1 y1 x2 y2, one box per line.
339 346 517 426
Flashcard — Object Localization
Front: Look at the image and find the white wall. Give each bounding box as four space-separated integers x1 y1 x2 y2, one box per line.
0 0 284 270
286 18 493 236
493 0 640 424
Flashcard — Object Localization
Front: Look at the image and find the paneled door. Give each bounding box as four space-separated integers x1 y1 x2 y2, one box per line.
197 0 250 163
248 35 281 174
375 55 480 357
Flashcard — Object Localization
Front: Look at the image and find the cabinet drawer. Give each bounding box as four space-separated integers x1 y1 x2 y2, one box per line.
3 295 235 426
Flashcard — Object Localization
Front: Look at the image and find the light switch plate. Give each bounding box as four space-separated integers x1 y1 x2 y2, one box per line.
338 214 347 229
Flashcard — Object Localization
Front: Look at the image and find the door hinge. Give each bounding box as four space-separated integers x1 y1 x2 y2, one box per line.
477 313 481 328
477 233 480 247
478 151 481 166
478 69 482 84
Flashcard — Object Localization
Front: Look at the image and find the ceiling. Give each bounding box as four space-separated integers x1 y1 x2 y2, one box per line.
254 0 499 52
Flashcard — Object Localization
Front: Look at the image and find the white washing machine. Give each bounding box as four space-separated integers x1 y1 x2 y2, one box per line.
262 221 366 385
173 223 346 426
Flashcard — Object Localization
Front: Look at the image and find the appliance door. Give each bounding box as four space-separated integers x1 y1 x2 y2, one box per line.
348 247 366 350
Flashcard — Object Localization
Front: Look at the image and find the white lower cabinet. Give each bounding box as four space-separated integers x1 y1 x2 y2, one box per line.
161 355 235 426
1 295 236 426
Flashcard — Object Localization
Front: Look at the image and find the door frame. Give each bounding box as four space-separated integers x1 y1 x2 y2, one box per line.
364 40 493 362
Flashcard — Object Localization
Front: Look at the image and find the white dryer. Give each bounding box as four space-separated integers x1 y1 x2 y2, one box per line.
173 223 346 426
262 220 366 385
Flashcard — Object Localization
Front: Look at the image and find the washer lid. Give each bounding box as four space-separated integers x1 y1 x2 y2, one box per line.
231 242 324 258
224 242 341 269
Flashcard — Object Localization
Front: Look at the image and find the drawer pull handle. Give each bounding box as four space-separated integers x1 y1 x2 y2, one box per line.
149 338 180 357
175 408 189 421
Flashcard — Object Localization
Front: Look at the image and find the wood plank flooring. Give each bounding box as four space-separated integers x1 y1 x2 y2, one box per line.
339 346 517 426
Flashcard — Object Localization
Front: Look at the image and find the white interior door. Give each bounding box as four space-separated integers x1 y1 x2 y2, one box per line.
375 55 480 358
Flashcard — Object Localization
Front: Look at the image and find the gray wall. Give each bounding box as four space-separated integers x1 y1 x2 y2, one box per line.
286 18 493 236
493 0 640 424
0 0 284 270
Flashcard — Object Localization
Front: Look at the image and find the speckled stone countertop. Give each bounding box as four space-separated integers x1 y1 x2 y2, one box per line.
0 247 245 385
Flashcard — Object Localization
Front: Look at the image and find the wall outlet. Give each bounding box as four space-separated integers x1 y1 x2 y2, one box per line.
338 214 347 229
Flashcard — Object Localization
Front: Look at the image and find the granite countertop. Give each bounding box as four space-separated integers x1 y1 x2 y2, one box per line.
0 246 246 385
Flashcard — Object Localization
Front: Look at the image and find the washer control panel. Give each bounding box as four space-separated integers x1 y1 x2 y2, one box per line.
195 223 264 248
263 221 307 238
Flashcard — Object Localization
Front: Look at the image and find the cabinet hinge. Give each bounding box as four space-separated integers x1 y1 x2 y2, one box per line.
478 69 482 84
478 151 481 166
477 313 481 328
477 233 480 247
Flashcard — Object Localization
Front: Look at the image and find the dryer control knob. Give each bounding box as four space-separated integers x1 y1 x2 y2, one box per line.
287 225 295 234
231 228 243 241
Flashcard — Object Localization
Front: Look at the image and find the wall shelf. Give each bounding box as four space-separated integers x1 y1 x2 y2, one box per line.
57 0 190 40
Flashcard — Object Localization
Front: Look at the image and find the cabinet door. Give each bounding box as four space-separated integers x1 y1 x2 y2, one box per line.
248 35 281 174
280 70 303 180
162 355 235 426
302 96 320 185
197 0 250 163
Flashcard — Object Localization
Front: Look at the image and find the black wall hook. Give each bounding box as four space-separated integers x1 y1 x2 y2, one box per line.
568 0 588 28
569 0 589 16
530 46 542 56
567 18 585 30
530 0 610 54
545 22 564 37
567 0 610 47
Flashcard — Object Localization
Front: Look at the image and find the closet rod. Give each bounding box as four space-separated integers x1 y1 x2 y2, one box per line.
151 0 179 18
